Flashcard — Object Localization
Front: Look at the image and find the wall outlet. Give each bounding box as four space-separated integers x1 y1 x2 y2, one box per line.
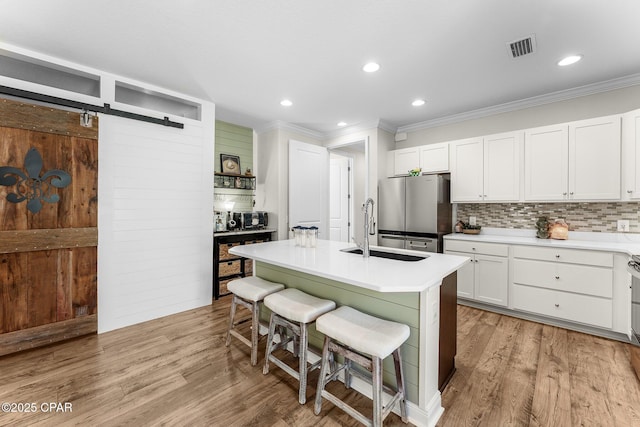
617 219 630 232
469 216 477 226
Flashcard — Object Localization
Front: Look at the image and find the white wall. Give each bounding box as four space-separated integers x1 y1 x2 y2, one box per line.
255 126 322 240
397 84 640 148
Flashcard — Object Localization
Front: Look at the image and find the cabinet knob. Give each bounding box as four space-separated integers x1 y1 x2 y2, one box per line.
555 275 560 280
628 190 633 194
554 303 560 308
474 259 479 263
483 194 487 197
555 254 560 258
569 192 574 196
472 247 476 251
563 192 567 196
478 195 483 198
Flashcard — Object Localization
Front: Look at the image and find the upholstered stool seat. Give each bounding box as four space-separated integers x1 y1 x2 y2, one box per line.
225 276 285 366
314 306 410 427
263 288 336 404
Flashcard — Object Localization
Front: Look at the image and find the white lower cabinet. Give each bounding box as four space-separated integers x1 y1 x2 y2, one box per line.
445 240 509 307
446 238 629 336
511 246 614 329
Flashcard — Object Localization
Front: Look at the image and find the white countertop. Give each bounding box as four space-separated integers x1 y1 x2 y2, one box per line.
444 227 640 255
229 239 469 293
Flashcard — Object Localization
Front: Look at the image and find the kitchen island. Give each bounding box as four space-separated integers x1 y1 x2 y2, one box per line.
230 239 469 427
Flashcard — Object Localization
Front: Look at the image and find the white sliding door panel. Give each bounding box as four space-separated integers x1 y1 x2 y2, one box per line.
98 115 213 333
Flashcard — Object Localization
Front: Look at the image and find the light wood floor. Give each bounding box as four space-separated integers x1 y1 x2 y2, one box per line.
1 300 639 426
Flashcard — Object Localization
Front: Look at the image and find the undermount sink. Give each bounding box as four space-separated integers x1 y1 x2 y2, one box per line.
340 247 429 262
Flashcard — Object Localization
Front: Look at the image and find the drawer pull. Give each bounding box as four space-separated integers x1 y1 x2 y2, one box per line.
555 275 560 280
472 247 476 251
227 261 233 265
628 190 633 194
555 254 560 259
554 303 560 308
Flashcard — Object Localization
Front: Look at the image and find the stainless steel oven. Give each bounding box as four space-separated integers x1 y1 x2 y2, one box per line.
627 256 640 345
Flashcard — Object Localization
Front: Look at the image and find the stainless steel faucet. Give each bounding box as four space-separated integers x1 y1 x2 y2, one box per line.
363 197 375 258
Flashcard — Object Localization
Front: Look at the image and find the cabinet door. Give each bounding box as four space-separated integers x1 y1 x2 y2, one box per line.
483 132 522 201
524 124 569 201
450 138 484 202
569 115 621 200
474 254 508 307
419 142 449 173
394 147 420 176
446 250 474 298
622 109 640 199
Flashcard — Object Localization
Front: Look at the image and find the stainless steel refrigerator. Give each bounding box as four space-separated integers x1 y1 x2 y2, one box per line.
377 173 452 253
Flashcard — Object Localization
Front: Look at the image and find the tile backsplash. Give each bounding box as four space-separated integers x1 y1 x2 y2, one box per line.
456 202 640 233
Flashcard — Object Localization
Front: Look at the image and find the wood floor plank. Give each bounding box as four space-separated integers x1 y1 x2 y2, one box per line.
567 331 615 426
483 319 542 426
529 325 572 427
2 300 640 426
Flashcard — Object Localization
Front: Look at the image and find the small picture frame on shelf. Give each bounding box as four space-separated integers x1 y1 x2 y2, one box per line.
220 154 241 174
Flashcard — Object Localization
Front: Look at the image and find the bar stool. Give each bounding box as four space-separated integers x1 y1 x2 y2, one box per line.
263 288 336 404
225 276 285 366
314 306 410 427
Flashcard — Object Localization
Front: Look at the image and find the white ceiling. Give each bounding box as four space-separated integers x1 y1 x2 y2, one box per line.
1 0 640 135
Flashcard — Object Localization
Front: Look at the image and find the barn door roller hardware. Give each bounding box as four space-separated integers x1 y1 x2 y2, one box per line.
0 85 184 129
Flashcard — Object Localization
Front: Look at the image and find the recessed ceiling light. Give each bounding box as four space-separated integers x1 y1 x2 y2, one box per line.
557 55 582 66
362 62 380 73
412 99 426 107
280 99 293 107
337 121 347 127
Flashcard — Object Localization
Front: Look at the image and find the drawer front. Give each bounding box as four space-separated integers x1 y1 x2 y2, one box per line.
513 259 613 298
512 284 612 329
219 259 242 276
444 240 508 257
512 245 613 267
219 242 241 260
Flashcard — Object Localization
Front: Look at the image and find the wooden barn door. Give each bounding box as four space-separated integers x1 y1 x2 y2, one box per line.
0 98 98 356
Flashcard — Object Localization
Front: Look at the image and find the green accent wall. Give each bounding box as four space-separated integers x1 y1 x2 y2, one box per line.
215 120 253 175
256 261 421 404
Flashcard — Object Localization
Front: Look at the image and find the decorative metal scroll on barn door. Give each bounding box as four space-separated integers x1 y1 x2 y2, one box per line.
0 147 71 213
0 98 98 356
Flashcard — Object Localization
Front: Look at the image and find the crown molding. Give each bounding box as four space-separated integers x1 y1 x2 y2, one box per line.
397 72 640 134
254 120 325 140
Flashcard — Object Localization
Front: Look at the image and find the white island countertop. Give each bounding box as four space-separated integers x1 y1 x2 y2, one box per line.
230 239 469 293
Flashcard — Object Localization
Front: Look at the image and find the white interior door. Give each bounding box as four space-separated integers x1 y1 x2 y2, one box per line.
329 156 351 242
289 140 328 238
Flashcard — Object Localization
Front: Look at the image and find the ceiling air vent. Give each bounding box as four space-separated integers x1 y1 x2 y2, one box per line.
507 35 537 58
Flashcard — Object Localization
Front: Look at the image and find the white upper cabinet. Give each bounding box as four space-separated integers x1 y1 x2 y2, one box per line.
569 115 621 200
524 124 569 201
621 109 640 200
483 132 522 201
451 132 521 202
419 142 449 173
524 115 621 201
450 137 484 202
392 147 420 176
390 142 450 176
